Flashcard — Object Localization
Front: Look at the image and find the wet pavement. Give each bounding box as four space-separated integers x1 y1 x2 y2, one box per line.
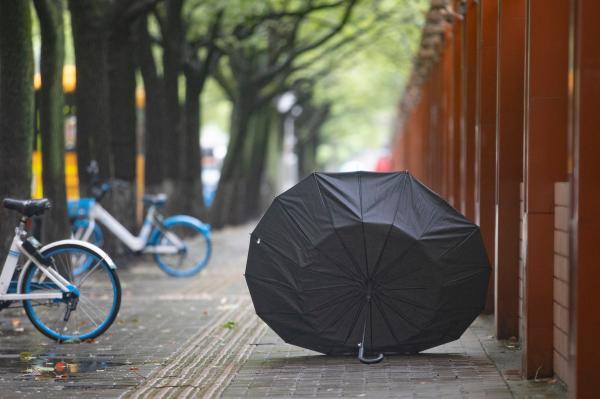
0 224 254 398
0 223 567 398
220 316 566 398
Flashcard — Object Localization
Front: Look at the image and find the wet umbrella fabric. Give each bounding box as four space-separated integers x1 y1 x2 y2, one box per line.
245 171 490 363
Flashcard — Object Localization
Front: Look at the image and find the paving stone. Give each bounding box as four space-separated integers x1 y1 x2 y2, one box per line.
1 223 569 398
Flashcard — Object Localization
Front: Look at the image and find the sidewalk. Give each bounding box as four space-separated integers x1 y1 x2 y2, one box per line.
220 316 566 399
0 224 566 398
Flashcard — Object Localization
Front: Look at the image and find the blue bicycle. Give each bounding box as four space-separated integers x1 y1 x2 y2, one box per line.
69 162 212 277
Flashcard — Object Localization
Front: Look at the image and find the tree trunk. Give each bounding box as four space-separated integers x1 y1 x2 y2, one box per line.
210 91 255 228
108 22 137 231
137 15 166 191
0 0 34 252
296 104 329 178
172 72 205 217
162 0 184 183
243 106 274 218
69 0 112 191
33 0 70 242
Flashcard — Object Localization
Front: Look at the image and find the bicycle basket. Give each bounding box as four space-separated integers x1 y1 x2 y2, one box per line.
67 198 95 219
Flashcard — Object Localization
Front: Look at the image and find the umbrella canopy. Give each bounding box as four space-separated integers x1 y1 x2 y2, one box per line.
245 171 490 363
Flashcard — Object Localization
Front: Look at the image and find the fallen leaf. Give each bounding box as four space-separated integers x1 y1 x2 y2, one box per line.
129 367 139 371
223 321 237 329
54 362 67 373
20 352 34 361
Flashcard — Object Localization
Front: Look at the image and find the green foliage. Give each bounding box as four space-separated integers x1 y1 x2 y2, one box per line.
310 0 428 168
191 0 428 169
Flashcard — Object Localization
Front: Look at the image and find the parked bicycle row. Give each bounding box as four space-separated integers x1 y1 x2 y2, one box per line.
0 161 212 342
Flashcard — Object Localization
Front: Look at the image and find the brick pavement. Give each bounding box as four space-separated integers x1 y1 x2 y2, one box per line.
222 317 566 398
0 223 568 398
0 224 255 398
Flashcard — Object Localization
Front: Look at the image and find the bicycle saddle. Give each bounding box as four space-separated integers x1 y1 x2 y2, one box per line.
143 194 167 207
3 198 51 217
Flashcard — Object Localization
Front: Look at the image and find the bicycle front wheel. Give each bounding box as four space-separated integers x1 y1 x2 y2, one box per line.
21 243 121 341
152 220 212 277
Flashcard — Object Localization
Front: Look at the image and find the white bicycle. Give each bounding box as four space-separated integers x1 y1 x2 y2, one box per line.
0 198 121 341
69 162 212 277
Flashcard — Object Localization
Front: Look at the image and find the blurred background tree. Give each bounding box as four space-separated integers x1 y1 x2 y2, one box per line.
0 0 34 252
0 0 426 254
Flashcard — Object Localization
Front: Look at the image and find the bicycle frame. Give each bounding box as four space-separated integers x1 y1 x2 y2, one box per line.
1 227 72 301
76 202 184 255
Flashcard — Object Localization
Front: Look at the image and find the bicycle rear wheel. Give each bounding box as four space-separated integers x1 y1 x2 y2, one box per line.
152 220 212 277
21 243 121 341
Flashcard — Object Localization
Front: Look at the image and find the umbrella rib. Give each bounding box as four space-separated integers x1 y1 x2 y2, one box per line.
412 175 445 240
374 292 426 332
372 240 418 281
301 283 362 293
435 228 478 260
316 293 363 335
380 286 428 291
257 236 360 286
376 289 437 312
371 296 404 348
245 274 297 292
312 173 368 281
443 268 489 286
368 176 408 279
342 299 367 346
358 173 370 277
308 289 362 313
275 198 363 283
377 264 427 287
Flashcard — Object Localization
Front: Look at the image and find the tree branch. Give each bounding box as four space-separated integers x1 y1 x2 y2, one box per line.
254 0 358 86
213 63 235 101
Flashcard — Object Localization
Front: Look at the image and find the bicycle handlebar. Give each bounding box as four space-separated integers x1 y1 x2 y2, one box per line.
86 161 131 202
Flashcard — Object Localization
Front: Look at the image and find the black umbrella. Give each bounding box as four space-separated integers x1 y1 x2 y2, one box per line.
245 171 490 364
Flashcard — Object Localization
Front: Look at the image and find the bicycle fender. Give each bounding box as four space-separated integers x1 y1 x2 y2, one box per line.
163 215 211 235
16 239 117 294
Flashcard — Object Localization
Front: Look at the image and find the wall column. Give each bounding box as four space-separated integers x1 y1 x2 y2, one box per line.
464 0 478 221
568 0 600 395
521 0 569 379
451 0 464 211
477 0 498 315
494 0 525 340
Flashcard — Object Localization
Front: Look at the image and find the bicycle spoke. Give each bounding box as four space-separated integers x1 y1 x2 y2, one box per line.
77 304 99 328
23 244 120 341
76 259 103 287
78 296 107 321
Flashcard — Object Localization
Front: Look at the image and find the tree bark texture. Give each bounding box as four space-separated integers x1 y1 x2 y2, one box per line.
33 0 70 242
243 106 275 219
162 0 184 182
69 0 112 191
173 71 205 217
107 21 137 231
0 0 34 252
137 15 166 189
209 87 255 228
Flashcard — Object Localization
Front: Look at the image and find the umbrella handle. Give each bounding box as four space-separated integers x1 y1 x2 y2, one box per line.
357 343 384 365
